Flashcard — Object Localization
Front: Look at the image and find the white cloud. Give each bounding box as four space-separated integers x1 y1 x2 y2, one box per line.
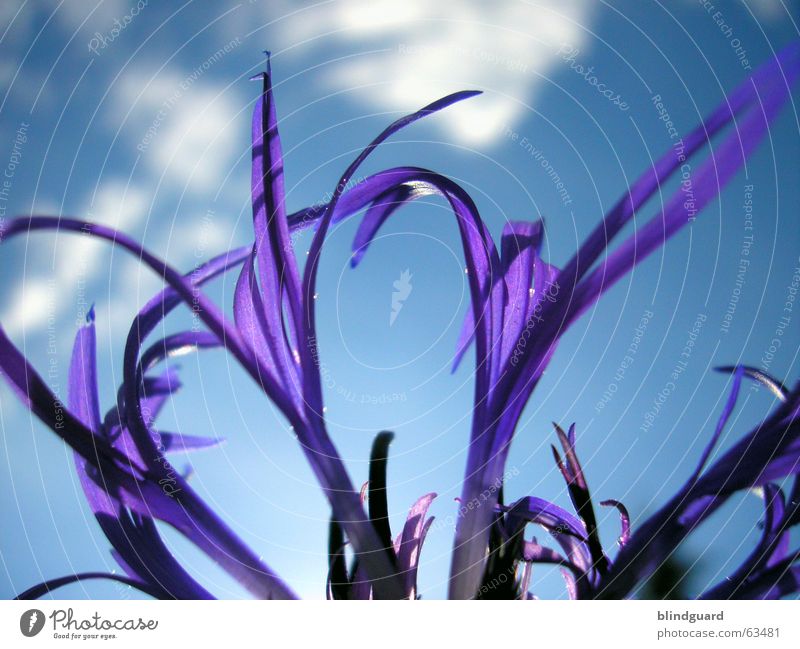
742 0 790 19
679 0 790 21
1 179 150 335
242 0 594 144
0 0 32 42
1 279 52 334
89 178 150 230
4 1 595 335
53 0 133 32
152 96 239 189
0 2 44 101
66 179 151 274
114 71 241 192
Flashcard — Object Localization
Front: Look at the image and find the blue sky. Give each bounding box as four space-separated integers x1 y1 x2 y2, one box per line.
1 0 799 599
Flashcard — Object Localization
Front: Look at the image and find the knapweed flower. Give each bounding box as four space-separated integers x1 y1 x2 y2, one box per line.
1 43 798 600
495 366 800 599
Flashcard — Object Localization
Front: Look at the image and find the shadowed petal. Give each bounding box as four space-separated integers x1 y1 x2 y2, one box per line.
15 573 164 600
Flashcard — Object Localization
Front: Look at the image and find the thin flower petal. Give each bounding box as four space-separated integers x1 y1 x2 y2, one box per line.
396 492 437 598
687 366 743 483
68 317 216 599
600 499 631 548
717 365 788 402
701 485 793 599
15 573 164 600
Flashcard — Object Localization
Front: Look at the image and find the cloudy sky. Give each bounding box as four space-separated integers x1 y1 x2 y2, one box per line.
1 0 798 599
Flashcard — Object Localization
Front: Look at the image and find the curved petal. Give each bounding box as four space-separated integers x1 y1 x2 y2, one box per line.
296 90 484 599
15 572 166 601
599 499 631 548
506 496 592 576
717 365 788 402
1 226 296 599
700 484 790 598
396 493 437 598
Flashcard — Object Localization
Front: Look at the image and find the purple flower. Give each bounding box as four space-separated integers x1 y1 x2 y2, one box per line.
1 42 798 599
503 366 800 599
289 42 800 598
3 256 297 599
1 55 473 600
